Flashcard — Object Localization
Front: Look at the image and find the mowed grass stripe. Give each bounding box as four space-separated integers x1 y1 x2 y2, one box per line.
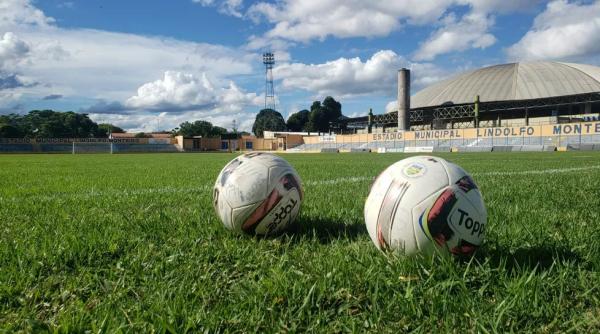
0 152 599 332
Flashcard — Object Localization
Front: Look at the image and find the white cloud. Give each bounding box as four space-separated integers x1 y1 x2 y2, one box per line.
125 71 262 112
247 0 540 44
507 0 600 61
248 0 453 42
274 50 450 98
0 32 30 69
193 0 244 18
84 71 263 131
0 0 53 31
413 12 496 61
126 71 219 110
14 28 255 101
385 100 397 113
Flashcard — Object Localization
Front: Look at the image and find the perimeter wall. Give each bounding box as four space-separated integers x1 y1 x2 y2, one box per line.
299 121 600 151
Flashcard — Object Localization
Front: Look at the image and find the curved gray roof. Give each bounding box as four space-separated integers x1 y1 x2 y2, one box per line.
411 62 600 109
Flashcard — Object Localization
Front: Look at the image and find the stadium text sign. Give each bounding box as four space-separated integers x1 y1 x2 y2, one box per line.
372 132 404 141
414 129 461 140
344 121 600 143
550 122 600 135
0 138 143 144
476 126 536 137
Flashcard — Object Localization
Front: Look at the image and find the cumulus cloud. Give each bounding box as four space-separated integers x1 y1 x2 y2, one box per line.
81 71 263 131
0 32 35 90
0 32 30 71
248 1 453 42
0 0 53 31
246 0 541 43
193 0 244 18
125 71 262 112
274 50 450 98
414 12 496 61
506 0 600 61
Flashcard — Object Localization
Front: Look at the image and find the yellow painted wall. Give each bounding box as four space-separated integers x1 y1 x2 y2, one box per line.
301 121 600 143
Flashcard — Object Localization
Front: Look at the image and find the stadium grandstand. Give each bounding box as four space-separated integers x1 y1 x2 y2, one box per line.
341 62 600 131
291 61 600 153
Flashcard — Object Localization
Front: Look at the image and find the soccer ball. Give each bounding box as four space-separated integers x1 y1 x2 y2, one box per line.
364 156 486 256
213 152 304 235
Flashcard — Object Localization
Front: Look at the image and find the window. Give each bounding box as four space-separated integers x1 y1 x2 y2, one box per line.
245 141 253 149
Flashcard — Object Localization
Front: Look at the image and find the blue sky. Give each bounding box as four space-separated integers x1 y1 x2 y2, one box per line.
1 0 600 132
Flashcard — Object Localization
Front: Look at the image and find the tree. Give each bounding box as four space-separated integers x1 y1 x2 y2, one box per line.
96 123 124 137
0 114 25 138
323 96 342 119
0 124 23 138
134 132 147 138
308 97 343 133
0 110 103 138
175 120 228 137
211 126 228 137
252 108 286 137
286 109 310 132
0 111 130 138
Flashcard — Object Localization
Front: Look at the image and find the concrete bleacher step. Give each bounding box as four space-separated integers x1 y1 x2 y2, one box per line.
349 148 370 153
492 146 512 152
567 144 595 151
519 145 544 152
432 147 451 152
456 146 493 152
543 145 556 151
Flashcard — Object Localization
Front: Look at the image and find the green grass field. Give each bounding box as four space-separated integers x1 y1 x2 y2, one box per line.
1 152 600 332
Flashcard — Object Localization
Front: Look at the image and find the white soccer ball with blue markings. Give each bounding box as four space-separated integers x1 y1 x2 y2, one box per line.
364 156 487 256
213 153 304 235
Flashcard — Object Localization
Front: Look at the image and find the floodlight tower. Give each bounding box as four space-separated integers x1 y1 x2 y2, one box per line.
263 52 276 110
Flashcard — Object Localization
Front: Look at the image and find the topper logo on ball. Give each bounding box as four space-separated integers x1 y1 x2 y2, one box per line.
455 208 485 237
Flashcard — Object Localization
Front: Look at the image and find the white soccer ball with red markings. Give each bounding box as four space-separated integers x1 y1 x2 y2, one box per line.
213 153 304 235
364 156 487 256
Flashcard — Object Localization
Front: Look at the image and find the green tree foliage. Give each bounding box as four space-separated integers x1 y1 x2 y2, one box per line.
0 110 104 138
134 132 147 138
176 120 228 137
0 114 25 138
97 123 124 137
286 109 310 132
252 108 286 137
0 124 22 138
307 96 343 133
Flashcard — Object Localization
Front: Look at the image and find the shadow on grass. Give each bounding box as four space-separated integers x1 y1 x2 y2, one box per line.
281 216 367 244
475 242 591 272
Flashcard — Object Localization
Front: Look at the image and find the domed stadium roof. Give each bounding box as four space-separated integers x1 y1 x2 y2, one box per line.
412 62 600 109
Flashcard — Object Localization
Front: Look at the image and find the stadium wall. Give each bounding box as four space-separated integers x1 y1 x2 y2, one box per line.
296 121 600 152
0 137 179 154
